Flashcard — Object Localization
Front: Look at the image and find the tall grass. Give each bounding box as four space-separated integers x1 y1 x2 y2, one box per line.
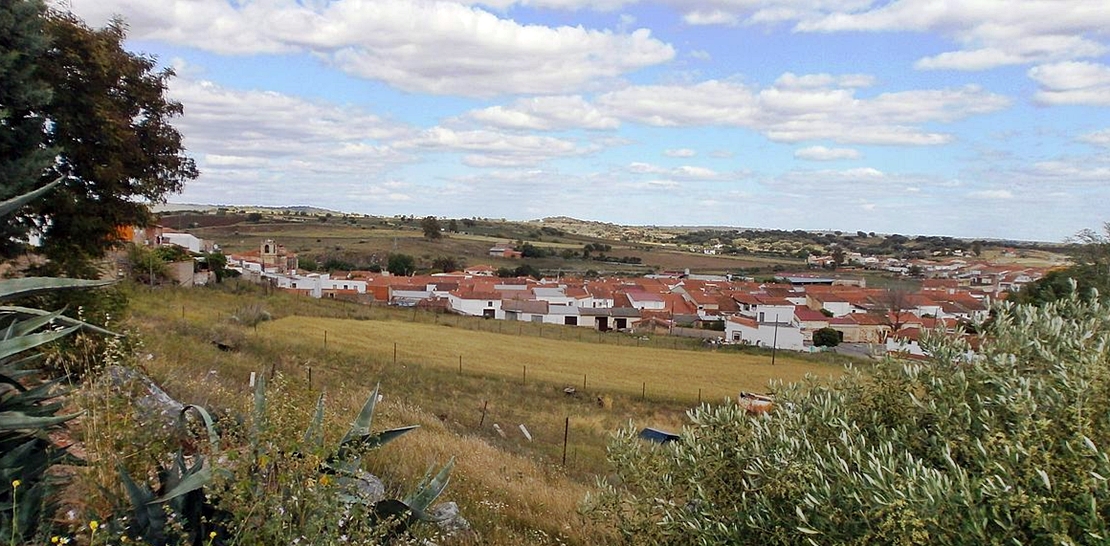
112 283 848 544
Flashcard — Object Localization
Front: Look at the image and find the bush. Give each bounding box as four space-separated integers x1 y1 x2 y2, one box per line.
588 293 1110 545
812 326 840 347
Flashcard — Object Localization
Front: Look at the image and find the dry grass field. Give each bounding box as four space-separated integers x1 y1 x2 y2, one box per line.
121 283 849 544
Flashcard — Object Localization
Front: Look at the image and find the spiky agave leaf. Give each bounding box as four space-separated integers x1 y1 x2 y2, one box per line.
403 457 455 517
0 278 115 302
0 306 118 336
0 177 63 217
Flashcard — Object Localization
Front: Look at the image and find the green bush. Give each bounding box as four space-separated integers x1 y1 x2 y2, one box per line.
812 326 840 347
588 292 1110 545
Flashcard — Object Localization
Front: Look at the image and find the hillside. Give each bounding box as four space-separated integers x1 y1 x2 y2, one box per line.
115 282 849 544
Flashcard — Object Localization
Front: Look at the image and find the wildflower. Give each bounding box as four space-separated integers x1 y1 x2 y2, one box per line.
89 520 99 531
209 532 217 539
11 479 20 489
51 537 60 544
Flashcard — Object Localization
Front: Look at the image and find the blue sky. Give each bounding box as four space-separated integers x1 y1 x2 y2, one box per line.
62 0 1110 241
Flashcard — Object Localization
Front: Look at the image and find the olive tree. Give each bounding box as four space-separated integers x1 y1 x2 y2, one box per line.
587 291 1110 545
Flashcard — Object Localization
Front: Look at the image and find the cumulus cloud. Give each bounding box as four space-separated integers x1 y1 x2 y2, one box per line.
399 127 595 167
166 78 417 205
594 78 1009 145
794 146 862 161
683 9 739 26
462 96 620 130
64 0 674 97
627 162 725 180
1029 62 1110 106
797 0 1110 71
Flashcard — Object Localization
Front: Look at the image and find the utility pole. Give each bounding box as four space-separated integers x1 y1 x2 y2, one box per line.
771 313 779 366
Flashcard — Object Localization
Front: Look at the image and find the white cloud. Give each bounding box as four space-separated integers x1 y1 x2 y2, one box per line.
462 96 620 131
65 0 674 97
170 78 412 177
797 0 1110 71
968 189 1014 200
400 127 594 167
628 162 718 179
1029 62 1110 106
1078 130 1110 147
794 146 862 161
663 148 697 157
595 77 1009 145
683 10 739 26
774 72 875 89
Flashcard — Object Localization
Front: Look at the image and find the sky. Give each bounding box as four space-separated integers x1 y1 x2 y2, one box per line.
57 0 1110 242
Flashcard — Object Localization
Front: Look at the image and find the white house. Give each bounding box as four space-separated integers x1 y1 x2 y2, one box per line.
446 290 504 319
725 315 806 351
161 232 210 253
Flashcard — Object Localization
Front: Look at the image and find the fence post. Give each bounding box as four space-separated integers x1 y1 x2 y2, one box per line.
393 342 397 366
523 365 527 385
562 416 569 466
458 355 462 375
478 400 488 428
324 330 327 352
642 382 646 401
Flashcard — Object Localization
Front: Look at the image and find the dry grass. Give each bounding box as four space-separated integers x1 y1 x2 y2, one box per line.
116 284 848 544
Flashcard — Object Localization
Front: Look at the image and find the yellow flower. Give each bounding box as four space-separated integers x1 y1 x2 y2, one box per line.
88 520 99 531
209 531 217 539
11 479 20 489
51 537 60 544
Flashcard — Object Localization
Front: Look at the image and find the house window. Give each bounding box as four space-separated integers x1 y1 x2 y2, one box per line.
758 312 765 323
565 316 578 326
487 301 493 306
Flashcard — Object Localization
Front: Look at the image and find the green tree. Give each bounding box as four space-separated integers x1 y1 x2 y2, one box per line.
387 253 415 276
812 326 840 347
448 218 459 233
1014 223 1110 305
421 216 442 240
432 255 462 273
589 293 1110 544
0 0 55 258
17 12 197 276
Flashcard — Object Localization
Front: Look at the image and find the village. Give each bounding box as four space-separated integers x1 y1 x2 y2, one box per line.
134 228 1052 360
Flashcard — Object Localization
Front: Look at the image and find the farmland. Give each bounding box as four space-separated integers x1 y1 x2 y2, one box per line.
120 282 850 543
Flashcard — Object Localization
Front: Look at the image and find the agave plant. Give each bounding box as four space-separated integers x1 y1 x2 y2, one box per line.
117 404 226 546
255 375 456 538
0 180 114 541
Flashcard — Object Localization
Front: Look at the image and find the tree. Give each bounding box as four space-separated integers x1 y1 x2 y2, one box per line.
16 11 197 275
589 293 1110 544
1014 224 1110 306
421 216 442 240
432 255 462 273
386 253 415 276
448 219 459 233
0 0 55 258
812 327 840 347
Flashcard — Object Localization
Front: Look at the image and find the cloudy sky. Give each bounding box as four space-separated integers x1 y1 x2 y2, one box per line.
61 0 1110 241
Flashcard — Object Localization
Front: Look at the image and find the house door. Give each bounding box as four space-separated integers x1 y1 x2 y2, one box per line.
483 308 495 319
596 317 609 331
614 318 627 330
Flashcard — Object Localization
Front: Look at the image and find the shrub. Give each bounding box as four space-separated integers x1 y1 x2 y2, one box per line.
587 293 1110 545
812 326 840 347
